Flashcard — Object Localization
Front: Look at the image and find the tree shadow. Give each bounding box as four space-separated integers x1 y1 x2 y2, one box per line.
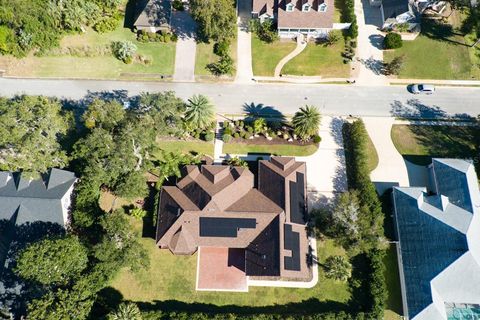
358 57 384 75
369 34 384 50
83 90 130 106
124 0 140 29
90 287 124 319
242 102 287 123
390 99 475 119
142 185 158 239
421 19 470 47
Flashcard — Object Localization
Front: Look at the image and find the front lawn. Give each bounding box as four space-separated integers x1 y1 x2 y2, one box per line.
223 142 318 156
282 42 350 77
391 124 479 165
251 36 296 76
384 15 480 80
154 139 214 158
0 20 175 80
195 35 237 77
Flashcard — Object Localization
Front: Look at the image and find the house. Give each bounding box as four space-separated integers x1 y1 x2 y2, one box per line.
371 0 419 30
392 159 480 320
134 0 172 33
156 156 311 291
252 0 337 39
0 169 77 270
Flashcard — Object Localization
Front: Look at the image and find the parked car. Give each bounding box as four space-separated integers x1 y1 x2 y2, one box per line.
410 84 435 94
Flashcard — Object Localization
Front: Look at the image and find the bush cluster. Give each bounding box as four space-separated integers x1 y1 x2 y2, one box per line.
249 19 279 43
137 30 178 43
384 32 402 49
339 0 358 38
188 121 216 141
207 40 235 76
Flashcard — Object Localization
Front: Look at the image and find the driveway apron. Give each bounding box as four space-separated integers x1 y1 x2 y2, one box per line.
172 10 197 82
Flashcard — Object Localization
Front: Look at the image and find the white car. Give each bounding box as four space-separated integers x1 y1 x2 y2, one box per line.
411 84 435 94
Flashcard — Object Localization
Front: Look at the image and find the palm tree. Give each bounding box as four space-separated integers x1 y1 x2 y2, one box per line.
185 95 215 130
291 105 321 141
324 255 352 282
108 303 142 320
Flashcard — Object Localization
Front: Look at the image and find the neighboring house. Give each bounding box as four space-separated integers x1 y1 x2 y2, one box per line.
252 0 340 39
156 157 311 291
392 159 480 320
0 169 77 270
134 0 172 32
372 0 419 30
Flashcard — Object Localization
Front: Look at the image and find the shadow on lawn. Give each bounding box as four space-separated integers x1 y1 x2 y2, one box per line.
421 19 470 47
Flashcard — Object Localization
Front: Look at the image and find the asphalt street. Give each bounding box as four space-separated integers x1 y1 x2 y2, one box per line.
0 78 479 117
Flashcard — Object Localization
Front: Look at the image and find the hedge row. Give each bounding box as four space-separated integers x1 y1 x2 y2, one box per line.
339 0 358 38
343 119 388 318
142 311 372 320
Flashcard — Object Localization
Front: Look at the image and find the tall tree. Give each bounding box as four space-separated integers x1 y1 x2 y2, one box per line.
82 98 126 131
185 94 215 130
324 255 352 282
292 105 321 141
190 0 236 42
108 303 142 320
0 95 69 175
15 236 88 286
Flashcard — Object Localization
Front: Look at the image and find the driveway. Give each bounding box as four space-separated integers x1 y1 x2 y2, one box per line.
172 10 197 82
363 117 409 194
235 0 254 83
354 0 387 85
297 116 347 208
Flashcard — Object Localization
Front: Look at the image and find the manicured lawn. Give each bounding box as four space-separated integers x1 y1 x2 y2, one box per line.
365 130 379 172
384 245 403 320
223 142 319 156
391 125 479 165
0 20 175 79
195 34 237 77
154 140 214 158
251 36 296 76
384 16 480 80
282 42 350 77
110 233 351 310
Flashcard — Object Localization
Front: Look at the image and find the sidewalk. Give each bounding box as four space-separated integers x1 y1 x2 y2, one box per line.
390 79 480 86
254 76 349 84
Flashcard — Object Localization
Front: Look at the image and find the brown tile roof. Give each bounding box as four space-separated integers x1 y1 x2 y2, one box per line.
278 0 334 29
253 0 275 16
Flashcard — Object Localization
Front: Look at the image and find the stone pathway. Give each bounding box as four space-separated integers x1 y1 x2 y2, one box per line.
235 0 254 83
213 122 224 164
172 10 197 82
353 0 387 86
273 35 307 78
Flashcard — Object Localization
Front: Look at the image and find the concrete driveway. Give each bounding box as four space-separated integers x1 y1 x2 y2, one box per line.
363 117 409 194
235 0 254 83
354 0 387 85
172 10 197 82
297 116 347 208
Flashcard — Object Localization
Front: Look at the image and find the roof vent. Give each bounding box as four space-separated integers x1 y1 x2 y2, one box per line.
440 195 449 211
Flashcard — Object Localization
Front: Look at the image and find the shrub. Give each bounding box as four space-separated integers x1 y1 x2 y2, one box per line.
222 134 232 143
384 32 402 49
384 55 404 75
327 30 342 45
313 134 321 143
130 208 147 219
204 132 214 141
0 25 16 55
93 16 119 33
250 19 278 43
223 125 233 135
246 126 253 133
233 132 240 138
170 33 178 42
324 255 352 281
213 40 230 57
111 41 137 63
349 20 358 39
244 132 252 139
207 54 235 76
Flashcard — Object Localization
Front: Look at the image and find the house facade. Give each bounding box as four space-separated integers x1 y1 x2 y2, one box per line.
252 0 338 39
392 159 480 320
156 157 312 291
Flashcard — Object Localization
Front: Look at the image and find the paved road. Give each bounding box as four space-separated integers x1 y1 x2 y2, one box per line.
1 78 479 117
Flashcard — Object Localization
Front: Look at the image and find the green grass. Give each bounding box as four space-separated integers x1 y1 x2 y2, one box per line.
391 125 479 165
110 234 350 310
384 245 403 320
194 31 237 77
384 17 480 80
154 140 214 158
223 142 319 156
282 42 350 77
251 35 296 76
0 20 175 79
365 129 379 172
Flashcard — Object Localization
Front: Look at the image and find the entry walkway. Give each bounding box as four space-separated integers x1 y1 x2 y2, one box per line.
235 0 254 83
172 10 197 82
353 0 387 85
274 35 307 77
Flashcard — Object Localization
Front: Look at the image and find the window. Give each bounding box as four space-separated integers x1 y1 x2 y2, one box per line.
286 3 294 11
302 3 311 11
319 3 327 11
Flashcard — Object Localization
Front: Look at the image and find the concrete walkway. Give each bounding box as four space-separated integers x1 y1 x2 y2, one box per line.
254 76 349 83
235 0 254 83
172 10 197 82
363 117 409 194
353 0 387 86
274 35 307 77
390 78 480 86
297 116 348 208
213 122 224 164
